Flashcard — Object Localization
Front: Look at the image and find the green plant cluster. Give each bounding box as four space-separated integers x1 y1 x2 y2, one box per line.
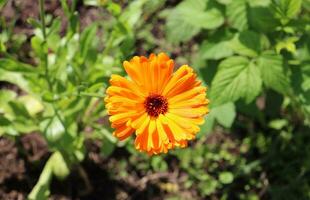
0 0 309 199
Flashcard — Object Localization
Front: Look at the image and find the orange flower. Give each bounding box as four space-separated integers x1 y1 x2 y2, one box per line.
105 53 209 155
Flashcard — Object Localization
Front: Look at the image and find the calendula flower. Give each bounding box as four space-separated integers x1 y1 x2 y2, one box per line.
105 53 209 155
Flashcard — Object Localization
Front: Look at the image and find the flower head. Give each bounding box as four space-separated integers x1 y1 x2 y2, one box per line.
105 53 209 155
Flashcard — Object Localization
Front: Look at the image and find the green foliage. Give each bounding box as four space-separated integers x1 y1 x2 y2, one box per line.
165 0 224 43
1 0 310 199
210 56 262 106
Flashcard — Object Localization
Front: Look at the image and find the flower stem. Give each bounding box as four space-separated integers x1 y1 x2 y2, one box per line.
39 0 52 90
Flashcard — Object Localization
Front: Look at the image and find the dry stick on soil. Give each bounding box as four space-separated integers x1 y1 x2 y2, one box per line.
77 165 93 196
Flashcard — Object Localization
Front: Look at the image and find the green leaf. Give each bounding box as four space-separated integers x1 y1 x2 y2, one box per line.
210 56 262 106
120 0 148 28
269 119 288 130
301 63 310 91
101 138 115 157
247 0 271 7
248 7 279 32
79 24 98 62
213 102 236 128
0 89 17 105
41 116 66 143
229 30 261 57
0 58 35 73
28 153 54 200
0 115 11 126
165 0 224 43
219 171 234 184
216 0 232 5
8 101 32 119
226 0 248 30
151 156 168 172
0 69 32 92
278 0 302 18
258 51 290 94
275 37 299 54
199 113 215 136
18 95 44 116
200 41 233 60
51 151 70 180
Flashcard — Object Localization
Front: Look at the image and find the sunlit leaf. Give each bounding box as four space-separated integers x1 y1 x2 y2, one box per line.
210 56 262 106
226 0 248 30
258 51 290 94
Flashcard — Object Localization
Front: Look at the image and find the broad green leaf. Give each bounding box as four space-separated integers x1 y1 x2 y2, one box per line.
229 31 261 57
213 102 236 128
165 10 200 44
120 0 148 28
226 0 248 30
199 113 216 136
200 41 233 60
0 58 35 73
279 0 302 18
201 102 236 132
248 7 279 32
165 0 224 43
210 56 262 106
258 51 290 94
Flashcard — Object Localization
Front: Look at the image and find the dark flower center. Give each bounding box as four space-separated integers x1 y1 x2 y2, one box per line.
144 94 168 117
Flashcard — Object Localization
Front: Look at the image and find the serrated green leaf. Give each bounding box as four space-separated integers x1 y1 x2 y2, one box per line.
248 7 279 32
226 0 248 30
200 41 233 60
213 102 236 128
258 51 290 94
165 0 223 43
229 30 261 57
210 56 262 106
280 0 302 18
120 0 148 28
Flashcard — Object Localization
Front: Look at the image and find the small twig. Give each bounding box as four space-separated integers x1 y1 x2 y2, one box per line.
77 165 93 196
